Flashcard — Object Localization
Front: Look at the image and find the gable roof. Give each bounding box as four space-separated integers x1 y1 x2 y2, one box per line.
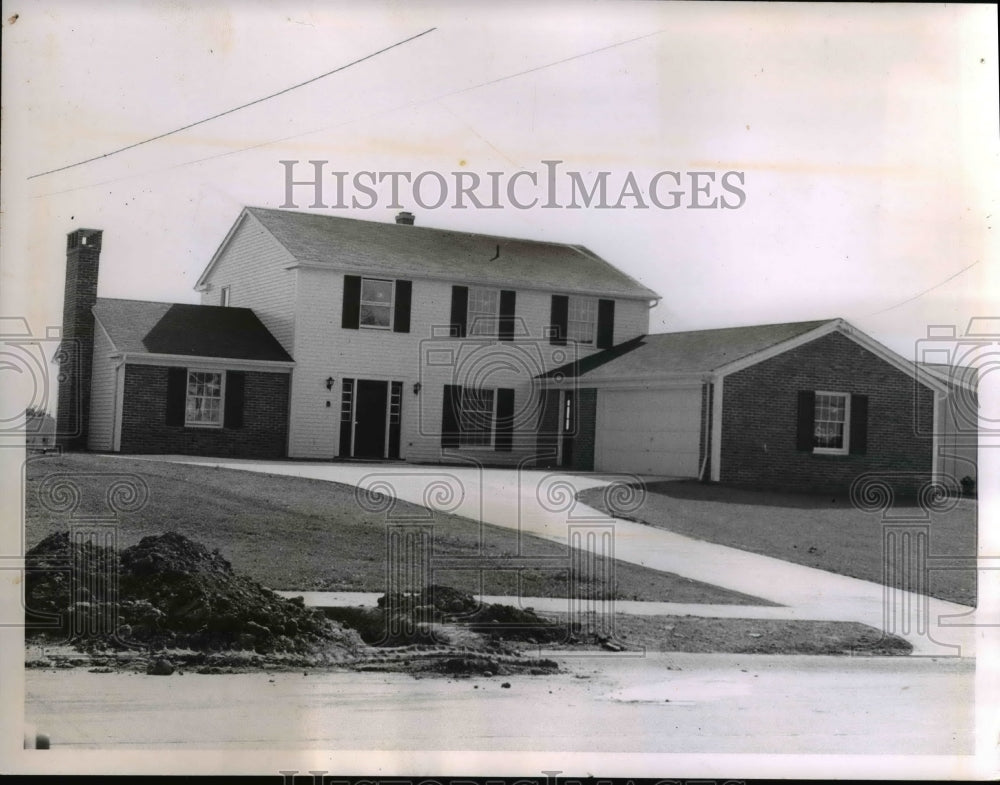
92 298 293 363
198 207 659 300
542 319 837 380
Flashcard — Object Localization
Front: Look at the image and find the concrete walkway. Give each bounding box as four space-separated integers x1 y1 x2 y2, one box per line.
145 457 978 656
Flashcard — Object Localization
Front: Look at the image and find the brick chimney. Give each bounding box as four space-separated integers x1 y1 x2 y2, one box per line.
56 228 102 450
395 211 415 226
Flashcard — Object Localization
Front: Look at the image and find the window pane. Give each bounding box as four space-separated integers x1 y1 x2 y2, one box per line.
567 296 596 343
361 278 392 303
185 371 223 425
468 287 499 336
813 393 847 449
459 388 494 446
360 304 391 327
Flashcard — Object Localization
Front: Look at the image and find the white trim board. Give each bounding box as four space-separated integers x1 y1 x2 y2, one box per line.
120 352 294 372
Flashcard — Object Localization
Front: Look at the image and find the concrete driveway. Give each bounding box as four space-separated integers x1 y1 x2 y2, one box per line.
146 457 978 657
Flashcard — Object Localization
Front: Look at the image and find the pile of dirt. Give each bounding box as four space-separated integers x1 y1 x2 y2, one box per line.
324 584 567 647
25 531 364 666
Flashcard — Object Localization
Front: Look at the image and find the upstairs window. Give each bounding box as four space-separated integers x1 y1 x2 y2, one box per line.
220 286 231 307
360 278 394 329
185 371 224 427
467 286 499 336
566 296 597 344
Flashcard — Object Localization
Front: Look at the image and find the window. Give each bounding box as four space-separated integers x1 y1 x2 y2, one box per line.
220 286 231 307
360 278 393 328
566 296 597 344
813 391 850 454
467 286 499 336
459 388 495 447
185 371 224 427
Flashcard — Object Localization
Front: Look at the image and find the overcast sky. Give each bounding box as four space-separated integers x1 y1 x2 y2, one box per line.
2 1 997 415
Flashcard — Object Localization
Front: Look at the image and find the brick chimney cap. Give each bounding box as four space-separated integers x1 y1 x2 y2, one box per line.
395 211 415 225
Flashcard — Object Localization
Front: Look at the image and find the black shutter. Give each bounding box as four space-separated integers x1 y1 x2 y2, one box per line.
342 275 361 329
441 384 462 448
550 295 569 346
495 388 515 452
596 299 615 349
224 371 245 429
393 280 412 333
796 390 816 451
450 286 468 338
850 394 869 455
339 379 354 457
165 367 187 426
499 290 517 342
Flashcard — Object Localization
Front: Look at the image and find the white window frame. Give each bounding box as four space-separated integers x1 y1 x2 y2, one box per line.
220 286 231 307
185 369 226 428
467 286 500 337
458 387 497 448
566 296 597 345
813 390 850 455
359 277 394 330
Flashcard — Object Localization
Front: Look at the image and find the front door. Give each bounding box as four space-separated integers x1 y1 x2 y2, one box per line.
559 390 575 467
354 380 389 458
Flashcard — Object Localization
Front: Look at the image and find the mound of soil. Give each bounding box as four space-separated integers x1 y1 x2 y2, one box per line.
25 531 364 663
327 584 567 646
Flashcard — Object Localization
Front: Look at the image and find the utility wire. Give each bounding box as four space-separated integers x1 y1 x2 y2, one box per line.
869 260 980 316
32 29 663 198
28 27 437 180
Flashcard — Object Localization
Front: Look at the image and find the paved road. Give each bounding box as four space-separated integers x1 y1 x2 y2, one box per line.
147 457 979 657
24 653 973 754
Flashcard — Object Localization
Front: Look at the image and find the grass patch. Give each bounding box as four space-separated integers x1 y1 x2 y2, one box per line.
540 612 912 656
24 454 768 605
579 480 976 607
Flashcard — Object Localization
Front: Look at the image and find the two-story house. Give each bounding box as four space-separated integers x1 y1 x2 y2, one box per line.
56 208 659 467
56 208 976 495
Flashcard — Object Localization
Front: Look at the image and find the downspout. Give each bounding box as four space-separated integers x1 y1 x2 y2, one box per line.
699 378 712 481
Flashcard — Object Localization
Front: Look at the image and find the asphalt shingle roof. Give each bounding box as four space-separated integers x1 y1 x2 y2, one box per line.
93 298 292 362
543 319 838 379
244 206 659 299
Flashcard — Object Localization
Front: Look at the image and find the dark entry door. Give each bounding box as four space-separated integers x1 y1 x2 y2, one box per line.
354 380 389 458
559 390 575 467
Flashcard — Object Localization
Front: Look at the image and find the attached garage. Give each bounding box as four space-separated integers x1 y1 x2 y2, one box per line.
595 386 702 477
539 318 970 496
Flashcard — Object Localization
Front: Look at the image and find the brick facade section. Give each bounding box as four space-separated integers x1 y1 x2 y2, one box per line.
56 229 102 450
119 365 289 458
720 332 935 495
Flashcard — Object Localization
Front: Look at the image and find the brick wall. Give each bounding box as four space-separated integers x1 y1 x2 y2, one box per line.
720 331 935 495
119 365 289 458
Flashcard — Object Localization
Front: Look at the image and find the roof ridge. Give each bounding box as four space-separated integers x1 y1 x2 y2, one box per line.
246 205 616 253
643 318 840 338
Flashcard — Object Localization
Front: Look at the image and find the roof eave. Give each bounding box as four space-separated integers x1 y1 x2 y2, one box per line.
283 260 658 300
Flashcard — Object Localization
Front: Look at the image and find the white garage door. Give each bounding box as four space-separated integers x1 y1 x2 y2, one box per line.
595 387 702 477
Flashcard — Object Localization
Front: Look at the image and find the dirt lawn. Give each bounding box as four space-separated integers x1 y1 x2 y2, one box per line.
23 453 769 604
579 480 977 607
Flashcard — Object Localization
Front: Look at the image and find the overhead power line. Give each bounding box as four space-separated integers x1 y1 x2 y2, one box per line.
32 29 663 198
27 27 437 180
869 260 980 316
